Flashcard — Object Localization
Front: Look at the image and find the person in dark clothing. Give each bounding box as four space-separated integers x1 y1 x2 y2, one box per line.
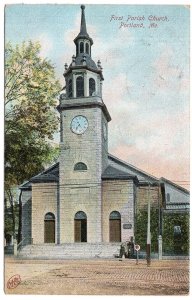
119 243 126 260
127 237 135 258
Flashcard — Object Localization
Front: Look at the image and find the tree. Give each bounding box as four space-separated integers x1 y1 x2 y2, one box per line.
163 212 189 255
135 208 159 253
5 41 61 242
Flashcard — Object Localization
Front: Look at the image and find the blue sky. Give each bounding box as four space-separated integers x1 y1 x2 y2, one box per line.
5 4 190 187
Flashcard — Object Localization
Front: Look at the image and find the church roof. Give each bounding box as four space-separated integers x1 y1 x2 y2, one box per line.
102 165 138 183
160 177 189 194
30 173 58 183
43 162 59 176
19 180 32 190
73 55 98 70
20 162 59 190
108 154 159 184
20 157 189 194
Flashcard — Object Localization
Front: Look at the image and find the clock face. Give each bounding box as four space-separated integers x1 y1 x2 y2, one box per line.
103 123 107 140
71 115 88 134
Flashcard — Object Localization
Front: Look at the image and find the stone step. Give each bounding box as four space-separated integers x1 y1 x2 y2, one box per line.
18 243 121 259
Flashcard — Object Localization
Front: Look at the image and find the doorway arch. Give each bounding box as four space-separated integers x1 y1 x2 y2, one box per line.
109 211 121 242
74 211 87 242
44 212 55 243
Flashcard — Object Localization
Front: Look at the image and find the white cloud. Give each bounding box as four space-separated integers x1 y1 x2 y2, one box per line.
152 47 190 95
32 33 53 58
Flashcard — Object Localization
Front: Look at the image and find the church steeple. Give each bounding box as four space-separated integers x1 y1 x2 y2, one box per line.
74 5 93 53
62 5 104 100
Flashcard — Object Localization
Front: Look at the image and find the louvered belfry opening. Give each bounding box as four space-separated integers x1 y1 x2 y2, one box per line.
76 76 84 97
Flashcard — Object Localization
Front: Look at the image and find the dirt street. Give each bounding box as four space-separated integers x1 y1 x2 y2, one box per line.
4 256 189 295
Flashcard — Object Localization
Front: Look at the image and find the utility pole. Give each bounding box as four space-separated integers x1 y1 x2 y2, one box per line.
146 183 151 266
158 182 163 260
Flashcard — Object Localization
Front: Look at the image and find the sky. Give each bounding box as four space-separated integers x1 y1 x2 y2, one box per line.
4 3 190 188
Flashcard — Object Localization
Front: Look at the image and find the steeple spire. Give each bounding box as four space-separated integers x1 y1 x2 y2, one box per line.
80 5 87 36
74 5 93 46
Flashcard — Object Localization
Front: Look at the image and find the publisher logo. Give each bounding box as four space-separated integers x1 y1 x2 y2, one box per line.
7 274 21 289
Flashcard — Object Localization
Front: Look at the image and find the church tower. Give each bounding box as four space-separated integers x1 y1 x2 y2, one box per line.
58 5 111 243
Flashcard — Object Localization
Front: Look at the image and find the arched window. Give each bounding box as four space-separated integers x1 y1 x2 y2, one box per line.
76 76 84 97
89 78 96 96
68 79 72 97
109 211 121 242
75 211 87 220
167 193 170 202
44 212 55 220
109 211 121 220
44 213 55 243
86 43 89 54
74 162 87 171
74 211 87 242
80 42 84 53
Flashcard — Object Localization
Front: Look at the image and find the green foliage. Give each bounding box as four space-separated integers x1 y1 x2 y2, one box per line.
163 213 189 255
4 213 14 236
135 208 189 255
5 40 61 186
4 202 19 236
135 208 159 253
5 41 61 239
5 41 60 137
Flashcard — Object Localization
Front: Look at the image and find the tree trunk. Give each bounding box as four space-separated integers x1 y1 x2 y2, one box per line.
7 189 15 238
17 190 22 243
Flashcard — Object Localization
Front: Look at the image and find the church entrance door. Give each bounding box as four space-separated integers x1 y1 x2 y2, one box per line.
74 211 87 242
109 211 121 242
44 213 55 243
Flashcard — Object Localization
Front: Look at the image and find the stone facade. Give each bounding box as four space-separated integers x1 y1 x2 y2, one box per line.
31 183 57 244
102 180 135 242
136 186 160 211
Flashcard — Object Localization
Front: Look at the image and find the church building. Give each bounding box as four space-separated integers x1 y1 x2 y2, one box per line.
19 6 189 258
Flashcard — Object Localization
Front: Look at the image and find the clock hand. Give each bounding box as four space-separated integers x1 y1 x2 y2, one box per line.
76 124 82 130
